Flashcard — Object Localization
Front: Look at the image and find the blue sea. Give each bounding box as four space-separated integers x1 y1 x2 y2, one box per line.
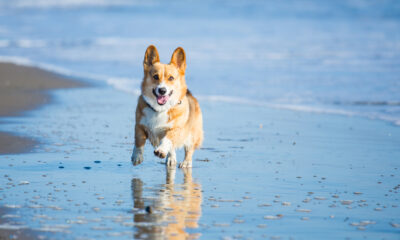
0 0 399 125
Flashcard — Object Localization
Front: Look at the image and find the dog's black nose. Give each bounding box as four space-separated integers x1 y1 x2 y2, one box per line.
158 87 167 96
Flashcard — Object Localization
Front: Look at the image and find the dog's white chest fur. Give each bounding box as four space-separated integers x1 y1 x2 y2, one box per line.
140 107 172 136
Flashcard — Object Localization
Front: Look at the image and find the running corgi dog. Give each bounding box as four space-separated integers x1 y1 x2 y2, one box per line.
131 45 203 168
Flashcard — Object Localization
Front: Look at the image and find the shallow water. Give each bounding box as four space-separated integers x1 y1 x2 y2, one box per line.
0 0 399 124
0 86 399 239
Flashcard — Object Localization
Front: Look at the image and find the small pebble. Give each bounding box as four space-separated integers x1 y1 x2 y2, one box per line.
264 215 277 220
341 200 353 205
390 222 400 228
18 181 30 185
233 218 245 224
259 203 272 207
360 220 375 226
264 214 283 220
213 223 230 227
295 209 311 213
92 207 100 212
314 196 326 200
145 206 153 214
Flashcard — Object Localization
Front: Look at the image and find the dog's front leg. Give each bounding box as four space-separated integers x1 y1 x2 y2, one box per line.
132 125 147 166
166 149 177 166
154 137 177 166
154 137 172 159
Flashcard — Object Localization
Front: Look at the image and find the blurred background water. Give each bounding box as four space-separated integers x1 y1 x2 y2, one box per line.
0 0 399 124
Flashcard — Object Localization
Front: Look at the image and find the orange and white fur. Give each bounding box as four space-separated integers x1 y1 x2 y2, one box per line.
131 45 203 168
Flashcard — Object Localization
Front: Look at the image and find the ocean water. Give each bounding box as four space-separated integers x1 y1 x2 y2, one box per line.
0 0 400 125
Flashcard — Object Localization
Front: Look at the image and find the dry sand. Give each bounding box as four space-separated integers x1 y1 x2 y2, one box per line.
0 62 86 154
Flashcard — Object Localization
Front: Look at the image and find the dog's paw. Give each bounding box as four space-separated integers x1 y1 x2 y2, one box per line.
131 153 143 166
155 138 172 159
166 155 177 167
179 161 192 168
131 147 144 166
154 149 167 159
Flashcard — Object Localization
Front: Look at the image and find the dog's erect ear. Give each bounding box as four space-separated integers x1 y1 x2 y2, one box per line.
170 47 186 74
143 45 160 70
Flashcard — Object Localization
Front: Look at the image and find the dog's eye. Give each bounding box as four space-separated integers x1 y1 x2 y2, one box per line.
153 74 159 80
168 76 174 81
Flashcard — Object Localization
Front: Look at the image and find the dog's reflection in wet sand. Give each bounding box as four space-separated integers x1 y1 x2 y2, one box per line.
131 167 202 239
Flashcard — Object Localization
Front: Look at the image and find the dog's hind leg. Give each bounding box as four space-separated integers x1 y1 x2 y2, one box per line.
132 125 147 166
179 145 194 168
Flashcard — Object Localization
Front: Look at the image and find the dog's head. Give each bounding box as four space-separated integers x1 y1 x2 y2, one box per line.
141 45 187 112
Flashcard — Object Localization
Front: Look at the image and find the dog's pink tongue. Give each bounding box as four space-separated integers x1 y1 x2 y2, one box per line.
157 95 169 105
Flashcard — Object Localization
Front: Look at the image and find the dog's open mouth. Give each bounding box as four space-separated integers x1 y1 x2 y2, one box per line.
153 89 173 105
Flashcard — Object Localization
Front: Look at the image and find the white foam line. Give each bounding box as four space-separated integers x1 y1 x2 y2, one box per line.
0 55 141 90
198 95 354 115
198 94 400 126
106 77 141 95
0 56 78 77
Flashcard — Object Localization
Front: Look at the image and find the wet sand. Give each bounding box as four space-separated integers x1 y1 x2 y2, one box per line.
0 133 36 155
0 62 86 154
0 65 399 239
0 63 88 238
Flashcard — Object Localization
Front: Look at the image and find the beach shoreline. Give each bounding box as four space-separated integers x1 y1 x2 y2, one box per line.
0 62 88 155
